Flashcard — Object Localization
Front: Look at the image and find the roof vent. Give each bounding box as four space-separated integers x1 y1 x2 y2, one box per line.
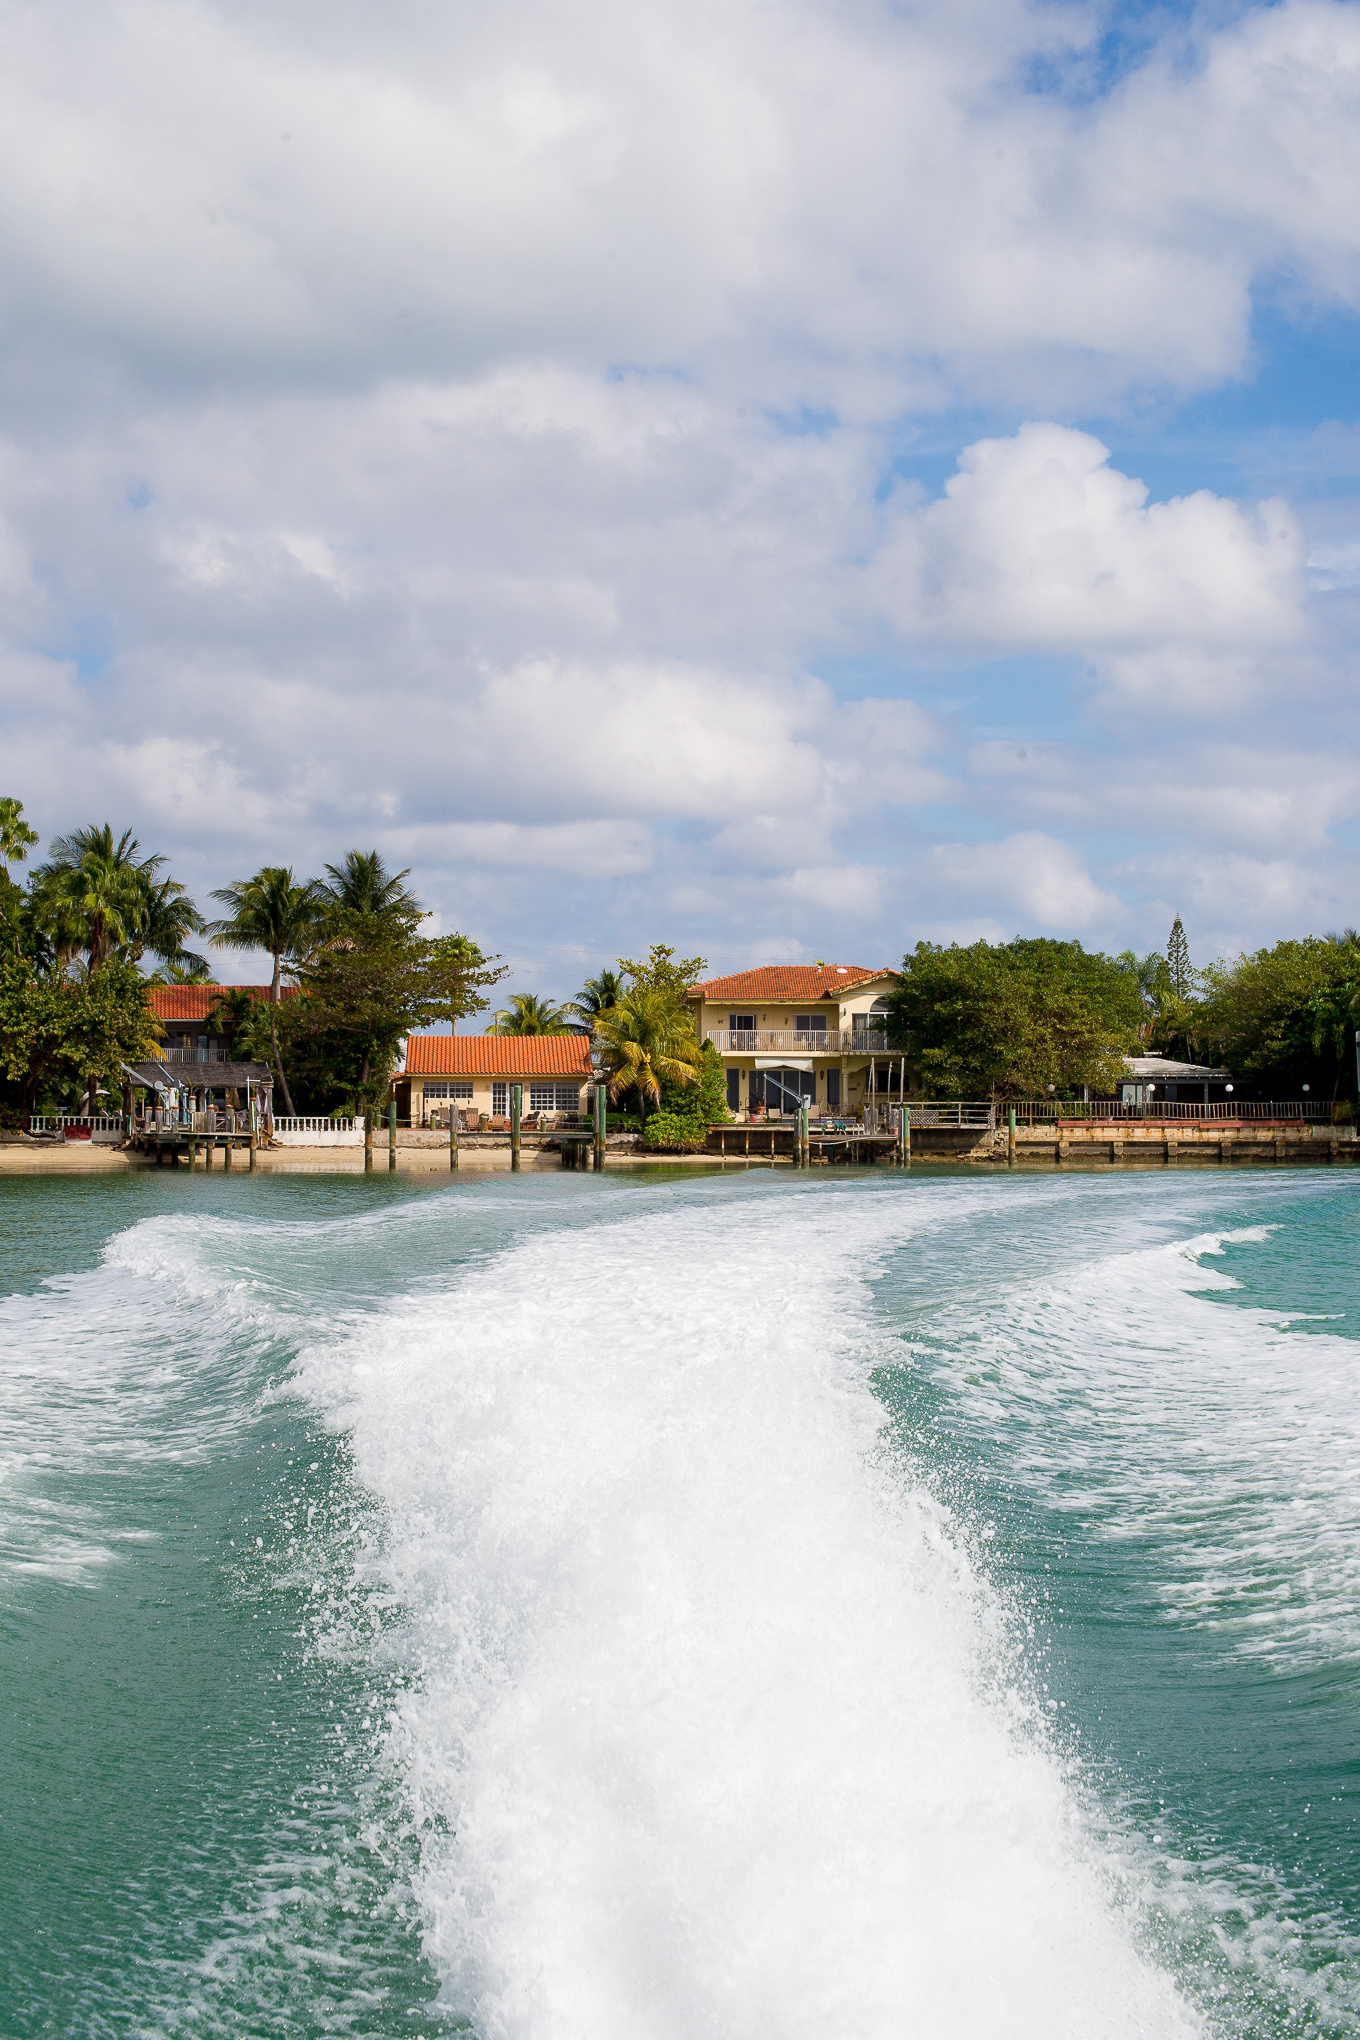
836 966 847 973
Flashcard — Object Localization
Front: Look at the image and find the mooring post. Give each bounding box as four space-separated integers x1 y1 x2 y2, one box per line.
593 1082 606 1170
364 1109 374 1171
449 1099 459 1170
1008 1105 1016 1166
388 1097 397 1172
510 1083 522 1171
903 1103 911 1165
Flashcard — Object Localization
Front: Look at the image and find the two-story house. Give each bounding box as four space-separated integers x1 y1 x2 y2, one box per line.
687 965 900 1119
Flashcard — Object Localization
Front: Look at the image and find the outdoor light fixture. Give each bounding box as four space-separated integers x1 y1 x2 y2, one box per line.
1302 1083 1310 1094
1225 1084 1234 1094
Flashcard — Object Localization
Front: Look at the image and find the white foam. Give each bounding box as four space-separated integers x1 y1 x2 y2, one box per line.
923 1217 1360 1668
297 1185 1197 2038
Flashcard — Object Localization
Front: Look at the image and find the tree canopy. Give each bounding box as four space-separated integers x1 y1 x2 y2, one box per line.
288 908 502 1113
889 938 1143 1099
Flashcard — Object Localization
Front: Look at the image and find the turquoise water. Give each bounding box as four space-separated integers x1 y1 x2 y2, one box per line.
1 1165 1357 2036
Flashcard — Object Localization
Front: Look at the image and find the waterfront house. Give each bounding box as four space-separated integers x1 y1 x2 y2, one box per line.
686 965 901 1118
136 983 275 1109
400 1033 595 1126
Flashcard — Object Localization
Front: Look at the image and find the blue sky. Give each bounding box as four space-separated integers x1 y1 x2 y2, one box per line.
1 0 1359 1004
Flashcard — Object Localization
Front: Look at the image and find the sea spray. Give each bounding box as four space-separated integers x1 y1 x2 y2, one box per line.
297 1185 1198 2037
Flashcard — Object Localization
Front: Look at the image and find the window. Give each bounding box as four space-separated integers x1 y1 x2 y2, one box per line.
726 1068 741 1111
492 1083 508 1116
728 1012 756 1036
793 1014 827 1035
530 1085 581 1113
424 1081 473 1101
763 1066 815 1114
826 1068 841 1110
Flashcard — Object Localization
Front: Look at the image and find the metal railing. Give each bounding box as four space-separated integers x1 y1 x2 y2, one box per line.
706 1029 890 1054
161 1043 228 1063
1012 1099 1336 1125
906 1101 997 1128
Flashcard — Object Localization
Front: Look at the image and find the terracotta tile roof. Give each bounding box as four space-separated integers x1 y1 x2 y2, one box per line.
689 965 896 1003
147 984 274 1020
406 1033 594 1077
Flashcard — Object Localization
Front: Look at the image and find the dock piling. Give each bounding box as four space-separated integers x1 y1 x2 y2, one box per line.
389 1098 397 1172
450 1103 459 1171
510 1084 522 1171
593 1083 605 1170
364 1109 373 1172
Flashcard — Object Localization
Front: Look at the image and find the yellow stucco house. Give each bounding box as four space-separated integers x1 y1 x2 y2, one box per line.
686 964 902 1119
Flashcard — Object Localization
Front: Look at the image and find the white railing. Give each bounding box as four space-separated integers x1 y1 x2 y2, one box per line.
161 1043 228 1063
706 1029 890 1054
29 1115 126 1134
269 1126 356 1142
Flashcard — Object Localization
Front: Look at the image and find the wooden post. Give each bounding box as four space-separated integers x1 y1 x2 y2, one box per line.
593 1082 606 1170
450 1099 459 1170
224 1132 232 1170
364 1108 374 1171
903 1103 911 1165
389 1096 397 1172
511 1083 522 1171
1008 1105 1016 1166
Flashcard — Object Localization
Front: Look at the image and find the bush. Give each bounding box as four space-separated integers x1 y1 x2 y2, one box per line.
641 1112 711 1152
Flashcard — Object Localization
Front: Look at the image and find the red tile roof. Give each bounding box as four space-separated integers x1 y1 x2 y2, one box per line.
689 965 896 1003
406 1033 594 1077
147 984 274 1020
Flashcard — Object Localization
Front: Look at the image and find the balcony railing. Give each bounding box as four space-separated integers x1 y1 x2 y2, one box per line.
705 1029 891 1055
160 1043 227 1063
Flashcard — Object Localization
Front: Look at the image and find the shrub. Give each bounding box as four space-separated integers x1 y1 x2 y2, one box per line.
641 1112 710 1152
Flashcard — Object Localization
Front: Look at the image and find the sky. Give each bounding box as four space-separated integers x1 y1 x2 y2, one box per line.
3 0 1360 1003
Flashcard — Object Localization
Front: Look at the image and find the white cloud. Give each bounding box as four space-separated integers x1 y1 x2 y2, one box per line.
0 1 1358 408
2 1 1360 982
872 425 1305 649
927 833 1123 933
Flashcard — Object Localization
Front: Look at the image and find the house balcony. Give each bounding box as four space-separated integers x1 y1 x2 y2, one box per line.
704 1029 891 1056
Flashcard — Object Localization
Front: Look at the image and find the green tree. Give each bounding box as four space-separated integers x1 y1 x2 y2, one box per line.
0 797 38 867
617 944 708 1000
207 867 323 1116
595 984 702 1126
203 986 269 1060
642 1041 730 1148
31 824 203 975
1166 915 1193 999
1198 935 1360 1098
33 826 149 971
889 939 1143 1099
564 968 624 1033
318 850 421 922
0 956 158 1121
489 991 572 1036
290 909 502 1116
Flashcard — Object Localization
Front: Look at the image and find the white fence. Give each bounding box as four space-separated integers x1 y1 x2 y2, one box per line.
272 1117 363 1147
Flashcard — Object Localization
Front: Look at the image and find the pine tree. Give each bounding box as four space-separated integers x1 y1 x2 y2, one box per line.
1166 915 1192 999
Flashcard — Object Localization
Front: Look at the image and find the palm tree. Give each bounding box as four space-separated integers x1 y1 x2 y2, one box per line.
318 850 422 921
594 985 701 1124
203 986 267 1060
564 968 624 1034
133 873 207 976
489 991 572 1035
207 867 322 1116
34 825 154 972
